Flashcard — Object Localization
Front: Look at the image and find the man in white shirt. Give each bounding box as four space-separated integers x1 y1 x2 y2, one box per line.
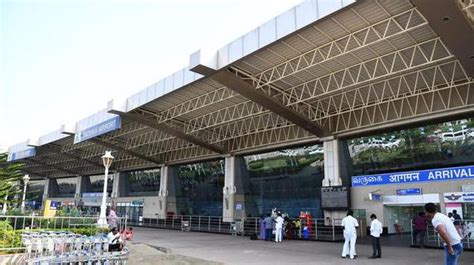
107 227 123 251
275 213 284 243
341 210 359 259
424 203 463 265
368 214 383 259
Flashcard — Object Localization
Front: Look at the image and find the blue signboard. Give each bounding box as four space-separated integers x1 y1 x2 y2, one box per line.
396 188 422 196
7 147 36 162
369 193 382 201
352 165 474 187
74 116 121 143
50 201 59 210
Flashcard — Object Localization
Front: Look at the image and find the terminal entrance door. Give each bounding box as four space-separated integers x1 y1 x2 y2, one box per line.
117 201 144 225
384 205 425 234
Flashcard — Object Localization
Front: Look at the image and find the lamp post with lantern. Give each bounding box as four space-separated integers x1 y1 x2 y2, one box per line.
21 175 30 213
2 181 12 215
97 151 114 227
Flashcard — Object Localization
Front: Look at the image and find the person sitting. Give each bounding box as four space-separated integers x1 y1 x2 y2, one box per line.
108 227 123 251
123 227 134 241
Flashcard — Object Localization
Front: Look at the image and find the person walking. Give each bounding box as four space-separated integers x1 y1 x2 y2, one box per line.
275 213 284 243
368 214 382 259
424 203 463 265
264 214 273 241
341 210 359 259
413 212 427 248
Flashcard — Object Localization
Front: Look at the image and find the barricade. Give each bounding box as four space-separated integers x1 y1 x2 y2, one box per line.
411 218 474 250
0 215 128 253
137 215 362 242
21 231 129 264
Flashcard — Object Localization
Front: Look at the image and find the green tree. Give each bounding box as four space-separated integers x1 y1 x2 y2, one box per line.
0 152 24 208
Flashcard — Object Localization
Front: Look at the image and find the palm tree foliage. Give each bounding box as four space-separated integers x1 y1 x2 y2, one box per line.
0 152 24 204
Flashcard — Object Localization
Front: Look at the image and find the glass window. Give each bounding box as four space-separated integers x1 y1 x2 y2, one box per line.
244 145 324 218
350 118 474 176
463 203 474 220
123 168 160 196
89 175 113 193
56 177 76 198
175 160 224 216
26 180 45 209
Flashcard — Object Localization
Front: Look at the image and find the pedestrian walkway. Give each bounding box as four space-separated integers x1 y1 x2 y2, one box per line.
127 243 220 265
131 227 474 265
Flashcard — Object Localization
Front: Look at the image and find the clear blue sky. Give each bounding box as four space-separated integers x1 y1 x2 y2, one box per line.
0 0 302 151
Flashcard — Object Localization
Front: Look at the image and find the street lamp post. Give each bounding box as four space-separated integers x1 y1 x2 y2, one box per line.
21 175 30 213
97 151 114 227
2 181 11 215
2 194 8 215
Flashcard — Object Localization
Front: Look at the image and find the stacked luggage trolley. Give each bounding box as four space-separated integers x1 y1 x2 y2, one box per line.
21 231 129 264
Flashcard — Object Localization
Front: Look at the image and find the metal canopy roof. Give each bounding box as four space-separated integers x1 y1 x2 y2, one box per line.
9 0 474 179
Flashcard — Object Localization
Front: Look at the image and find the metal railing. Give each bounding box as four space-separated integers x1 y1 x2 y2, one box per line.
132 215 366 242
410 219 474 250
0 215 128 252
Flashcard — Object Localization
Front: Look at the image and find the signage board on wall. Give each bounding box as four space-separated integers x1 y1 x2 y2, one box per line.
444 192 474 203
352 165 474 187
7 147 36 162
369 193 382 201
74 116 121 143
131 200 144 206
82 192 103 206
462 185 474 192
321 186 350 209
396 188 422 196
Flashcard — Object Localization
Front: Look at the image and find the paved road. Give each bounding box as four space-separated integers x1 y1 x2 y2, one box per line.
128 243 221 265
131 227 474 265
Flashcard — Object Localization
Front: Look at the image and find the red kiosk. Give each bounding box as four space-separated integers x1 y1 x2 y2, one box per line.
299 211 313 239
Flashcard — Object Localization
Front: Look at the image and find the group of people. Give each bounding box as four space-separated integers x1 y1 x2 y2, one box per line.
262 213 285 242
261 211 312 242
341 204 464 265
340 210 382 260
414 209 469 249
106 206 134 252
448 210 465 238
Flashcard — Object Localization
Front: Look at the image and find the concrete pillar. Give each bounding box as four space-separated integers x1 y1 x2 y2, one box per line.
43 179 50 200
74 176 92 204
157 167 168 219
111 172 122 198
323 139 342 186
42 178 50 209
223 156 236 222
117 172 129 198
322 138 353 222
223 156 256 222
157 166 178 219
41 178 59 210
47 178 59 198
75 176 83 199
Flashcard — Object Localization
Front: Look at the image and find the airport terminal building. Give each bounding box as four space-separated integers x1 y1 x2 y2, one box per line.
4 0 474 235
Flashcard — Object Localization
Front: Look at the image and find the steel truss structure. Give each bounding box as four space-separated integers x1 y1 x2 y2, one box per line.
13 0 473 180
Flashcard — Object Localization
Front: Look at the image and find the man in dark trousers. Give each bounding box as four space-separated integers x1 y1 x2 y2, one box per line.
263 214 273 241
413 212 427 248
452 210 463 237
368 214 382 259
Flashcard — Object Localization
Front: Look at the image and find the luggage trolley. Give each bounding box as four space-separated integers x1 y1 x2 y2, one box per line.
181 220 191 232
21 231 129 264
231 221 244 236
